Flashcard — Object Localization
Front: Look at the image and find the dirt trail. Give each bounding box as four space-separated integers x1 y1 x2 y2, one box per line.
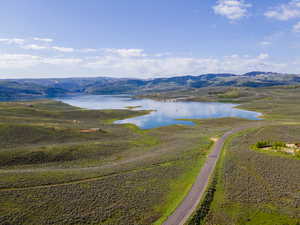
0 162 170 192
0 124 259 225
0 148 165 174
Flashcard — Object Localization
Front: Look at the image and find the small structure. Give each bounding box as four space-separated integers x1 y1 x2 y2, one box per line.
286 143 297 148
80 128 101 133
256 141 300 156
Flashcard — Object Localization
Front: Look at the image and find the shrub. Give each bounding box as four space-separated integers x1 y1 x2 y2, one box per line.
255 141 271 148
272 141 286 150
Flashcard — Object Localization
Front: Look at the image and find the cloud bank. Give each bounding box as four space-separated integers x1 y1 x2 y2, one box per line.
264 0 300 21
0 45 291 78
213 0 251 21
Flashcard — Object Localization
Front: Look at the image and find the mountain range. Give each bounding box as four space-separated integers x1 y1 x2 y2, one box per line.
1 71 300 98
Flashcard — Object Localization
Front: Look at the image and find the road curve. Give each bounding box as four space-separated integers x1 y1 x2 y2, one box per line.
162 126 251 225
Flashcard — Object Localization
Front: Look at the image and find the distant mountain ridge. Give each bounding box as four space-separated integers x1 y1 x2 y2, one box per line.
1 71 300 98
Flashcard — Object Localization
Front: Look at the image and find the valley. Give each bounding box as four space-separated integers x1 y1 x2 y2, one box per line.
2 1 300 224
0 84 299 224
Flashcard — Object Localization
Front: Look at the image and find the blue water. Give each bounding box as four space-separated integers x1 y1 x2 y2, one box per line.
58 95 262 129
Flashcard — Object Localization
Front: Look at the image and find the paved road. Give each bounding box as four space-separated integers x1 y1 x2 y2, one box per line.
162 126 250 225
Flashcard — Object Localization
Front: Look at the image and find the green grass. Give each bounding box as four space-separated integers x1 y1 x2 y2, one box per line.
253 147 300 160
154 139 213 225
218 89 241 99
3 86 300 225
143 86 300 225
205 127 300 225
251 140 300 160
0 99 247 225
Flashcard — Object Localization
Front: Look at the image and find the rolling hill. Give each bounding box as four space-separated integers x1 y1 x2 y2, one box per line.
1 71 300 98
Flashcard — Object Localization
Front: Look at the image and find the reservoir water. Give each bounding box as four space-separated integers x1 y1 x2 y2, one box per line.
58 95 262 129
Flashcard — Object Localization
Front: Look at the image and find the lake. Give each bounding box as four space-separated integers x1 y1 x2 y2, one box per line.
57 95 262 129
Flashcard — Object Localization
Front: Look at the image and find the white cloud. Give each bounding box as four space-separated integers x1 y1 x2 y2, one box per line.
52 46 75 52
22 44 48 50
84 52 281 77
0 53 83 69
260 41 272 46
265 0 300 21
23 45 96 53
80 48 97 53
257 53 269 60
0 38 25 45
154 52 171 57
0 54 41 68
42 58 83 65
41 58 83 65
213 0 252 21
85 55 217 76
105 48 146 57
293 21 300 32
0 50 294 78
19 43 78 52
33 37 53 42
0 37 94 53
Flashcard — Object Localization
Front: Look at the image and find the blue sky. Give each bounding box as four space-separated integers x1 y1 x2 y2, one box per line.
1 0 300 78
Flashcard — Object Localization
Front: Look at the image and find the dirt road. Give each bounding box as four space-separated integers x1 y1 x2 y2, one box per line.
162 126 250 225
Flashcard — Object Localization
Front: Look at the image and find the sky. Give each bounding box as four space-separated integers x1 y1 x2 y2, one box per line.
1 0 300 79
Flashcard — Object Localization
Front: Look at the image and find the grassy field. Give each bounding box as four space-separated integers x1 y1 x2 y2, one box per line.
0 99 254 225
202 126 300 225
184 86 300 225
2 85 300 225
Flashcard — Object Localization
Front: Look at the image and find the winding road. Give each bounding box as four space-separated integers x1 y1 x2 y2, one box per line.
162 126 251 225
0 124 257 223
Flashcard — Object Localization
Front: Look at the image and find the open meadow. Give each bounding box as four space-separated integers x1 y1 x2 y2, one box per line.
186 86 300 225
1 86 300 225
2 1 300 224
0 99 255 225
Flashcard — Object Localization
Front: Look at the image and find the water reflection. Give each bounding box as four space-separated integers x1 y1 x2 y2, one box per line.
58 95 261 129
